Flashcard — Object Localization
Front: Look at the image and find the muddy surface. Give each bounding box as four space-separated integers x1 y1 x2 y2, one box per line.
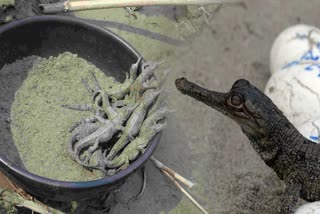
0 0 63 23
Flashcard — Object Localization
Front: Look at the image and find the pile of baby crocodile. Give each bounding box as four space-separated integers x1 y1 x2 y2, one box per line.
63 58 168 175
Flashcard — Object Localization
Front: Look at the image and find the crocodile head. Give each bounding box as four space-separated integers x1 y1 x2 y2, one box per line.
175 78 286 139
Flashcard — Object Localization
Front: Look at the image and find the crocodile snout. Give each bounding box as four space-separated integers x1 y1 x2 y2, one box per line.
175 77 192 94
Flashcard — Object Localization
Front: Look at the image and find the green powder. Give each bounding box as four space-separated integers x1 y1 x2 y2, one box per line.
73 6 217 61
0 0 14 7
10 52 116 181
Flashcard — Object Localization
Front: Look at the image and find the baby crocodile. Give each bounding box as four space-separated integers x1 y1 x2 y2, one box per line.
175 77 320 214
109 57 141 100
69 93 137 168
106 88 161 161
105 107 167 170
128 60 164 102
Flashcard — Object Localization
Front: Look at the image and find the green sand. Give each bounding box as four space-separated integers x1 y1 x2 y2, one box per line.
74 6 212 61
0 0 14 7
0 0 14 24
10 52 116 181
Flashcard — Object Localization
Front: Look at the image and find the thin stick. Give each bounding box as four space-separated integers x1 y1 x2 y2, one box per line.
150 156 195 188
5 178 32 201
40 0 243 14
161 169 209 214
0 189 64 214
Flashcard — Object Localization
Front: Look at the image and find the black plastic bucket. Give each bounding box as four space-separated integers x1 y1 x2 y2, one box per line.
0 15 160 202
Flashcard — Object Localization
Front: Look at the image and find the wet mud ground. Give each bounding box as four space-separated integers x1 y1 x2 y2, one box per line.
2 0 320 213
133 1 320 213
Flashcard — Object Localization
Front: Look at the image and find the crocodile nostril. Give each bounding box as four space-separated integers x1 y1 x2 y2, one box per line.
175 77 188 91
175 77 186 85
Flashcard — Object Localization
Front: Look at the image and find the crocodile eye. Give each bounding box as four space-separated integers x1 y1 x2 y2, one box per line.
228 93 243 107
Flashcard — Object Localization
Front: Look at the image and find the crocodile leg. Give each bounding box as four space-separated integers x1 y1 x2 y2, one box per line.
141 60 165 73
129 57 142 80
95 148 107 172
106 135 130 161
143 68 170 92
279 182 301 214
118 159 130 171
100 92 118 119
68 123 99 158
69 115 98 132
129 61 163 101
139 68 168 94
82 148 107 173
61 92 102 114
68 132 79 158
141 80 158 92
89 71 102 92
107 57 142 101
81 78 95 96
83 138 100 163
141 107 169 131
112 100 126 108
75 144 106 172
72 115 124 167
147 90 171 117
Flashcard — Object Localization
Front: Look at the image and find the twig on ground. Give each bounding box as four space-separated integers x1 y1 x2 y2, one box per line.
39 0 244 14
198 6 211 25
0 189 64 214
161 169 209 214
6 178 32 201
150 156 195 188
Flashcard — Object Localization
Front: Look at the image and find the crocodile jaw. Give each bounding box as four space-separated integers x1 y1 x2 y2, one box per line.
175 77 227 114
175 77 266 138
